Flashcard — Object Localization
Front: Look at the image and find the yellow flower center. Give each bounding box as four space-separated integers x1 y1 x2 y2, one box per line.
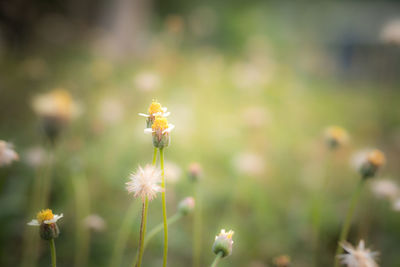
52 89 73 117
152 117 169 131
148 101 163 115
226 231 234 239
327 126 347 141
368 149 385 166
36 209 54 223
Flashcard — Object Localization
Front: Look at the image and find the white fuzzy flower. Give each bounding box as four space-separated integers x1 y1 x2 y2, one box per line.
126 165 163 201
370 179 399 201
392 198 400 211
0 140 19 167
338 240 379 267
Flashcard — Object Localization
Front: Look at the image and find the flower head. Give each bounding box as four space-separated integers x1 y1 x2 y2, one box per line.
324 126 349 149
27 209 63 240
178 197 195 215
0 140 19 167
32 89 79 142
139 100 170 128
32 89 78 121
126 165 163 201
338 240 379 267
212 229 234 257
188 162 203 182
144 117 175 148
273 255 291 267
360 149 385 179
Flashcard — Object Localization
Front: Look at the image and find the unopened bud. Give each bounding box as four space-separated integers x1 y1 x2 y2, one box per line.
212 229 234 257
188 162 203 182
40 223 60 240
178 197 195 215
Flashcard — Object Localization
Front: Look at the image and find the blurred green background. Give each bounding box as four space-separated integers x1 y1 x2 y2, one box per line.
1 0 400 266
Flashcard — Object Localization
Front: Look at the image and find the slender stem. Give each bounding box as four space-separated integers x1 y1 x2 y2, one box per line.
334 179 365 267
152 147 158 165
193 184 202 267
109 202 139 267
133 213 183 265
160 148 168 267
210 252 223 267
49 239 57 267
136 198 149 267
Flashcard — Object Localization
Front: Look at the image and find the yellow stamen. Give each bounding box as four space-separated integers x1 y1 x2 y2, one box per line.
327 126 347 142
368 149 385 167
226 231 234 239
152 117 169 131
148 101 163 115
36 209 54 223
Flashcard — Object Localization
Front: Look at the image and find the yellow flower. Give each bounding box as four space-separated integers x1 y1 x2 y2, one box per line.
32 89 78 121
139 100 170 128
212 229 234 257
324 126 349 148
28 209 63 226
367 149 385 167
144 117 175 148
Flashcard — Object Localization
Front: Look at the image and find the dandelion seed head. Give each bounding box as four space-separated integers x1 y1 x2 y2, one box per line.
370 179 398 201
0 141 19 166
339 240 379 267
126 165 162 201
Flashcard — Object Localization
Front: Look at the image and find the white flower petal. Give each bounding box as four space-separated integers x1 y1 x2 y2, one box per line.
27 219 40 226
163 124 175 134
144 128 154 134
44 213 63 224
138 113 150 117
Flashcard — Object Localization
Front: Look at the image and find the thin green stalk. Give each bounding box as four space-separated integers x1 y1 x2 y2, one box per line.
73 174 90 267
334 179 365 267
160 148 168 267
136 198 149 267
210 252 223 267
152 147 158 165
193 185 202 267
109 147 158 267
133 213 183 265
49 239 57 267
109 202 139 267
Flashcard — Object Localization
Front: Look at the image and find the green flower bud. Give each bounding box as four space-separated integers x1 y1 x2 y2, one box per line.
178 197 195 215
212 229 234 257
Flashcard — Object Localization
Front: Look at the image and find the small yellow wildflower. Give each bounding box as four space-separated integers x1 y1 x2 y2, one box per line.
367 149 385 167
324 126 349 149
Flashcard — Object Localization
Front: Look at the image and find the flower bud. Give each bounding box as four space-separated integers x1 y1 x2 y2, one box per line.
40 223 60 240
273 255 291 267
360 149 385 179
188 162 203 182
144 117 174 149
212 229 234 257
178 197 195 215
324 126 348 149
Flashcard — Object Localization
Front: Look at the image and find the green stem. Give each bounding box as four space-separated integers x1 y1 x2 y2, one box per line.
333 179 365 267
133 213 183 265
152 147 158 165
210 252 223 267
136 198 149 267
160 148 168 267
49 239 57 267
193 184 202 267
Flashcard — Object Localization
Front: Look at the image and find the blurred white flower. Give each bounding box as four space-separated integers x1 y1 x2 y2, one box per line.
32 89 80 121
126 165 163 201
98 98 124 125
164 161 182 183
370 179 399 201
24 146 46 167
212 229 234 257
233 152 265 176
338 240 379 267
134 71 161 92
392 197 400 211
83 214 106 232
241 106 271 128
0 140 19 167
381 19 400 45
